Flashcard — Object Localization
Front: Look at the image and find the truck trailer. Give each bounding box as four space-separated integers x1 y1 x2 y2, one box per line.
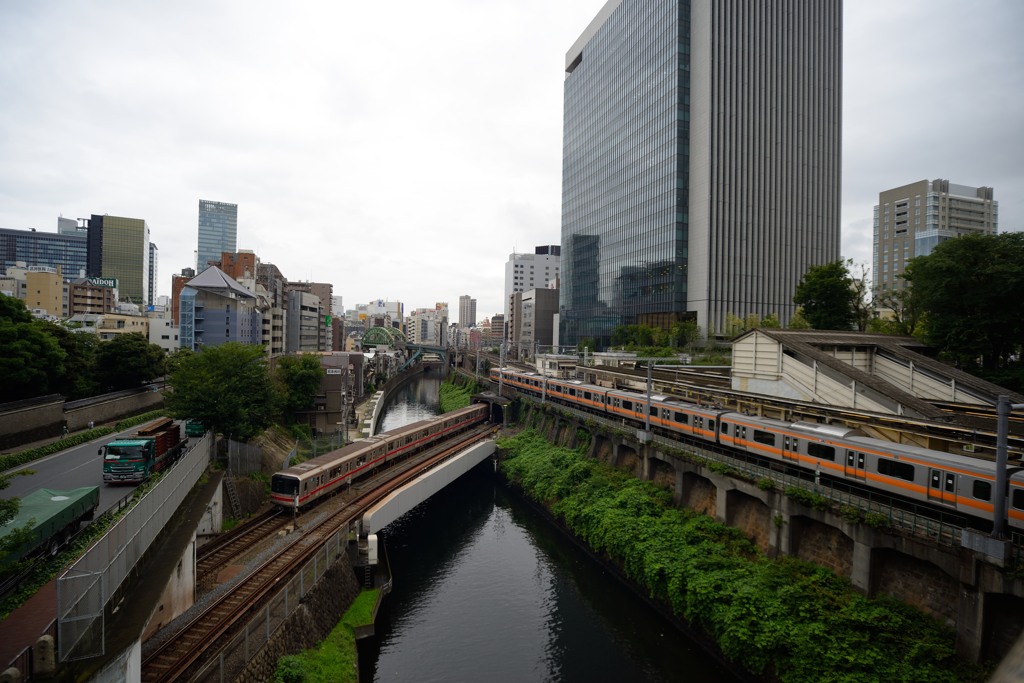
101 417 185 484
0 487 100 565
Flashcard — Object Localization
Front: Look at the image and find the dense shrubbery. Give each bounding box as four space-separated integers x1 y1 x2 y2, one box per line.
439 378 475 413
497 429 985 682
273 589 378 683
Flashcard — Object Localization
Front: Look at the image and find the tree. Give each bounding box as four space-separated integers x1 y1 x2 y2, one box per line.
869 280 922 337
848 261 872 332
792 260 857 330
165 342 281 441
276 354 325 419
39 321 99 398
0 295 66 400
905 232 1024 370
94 333 166 391
787 307 812 330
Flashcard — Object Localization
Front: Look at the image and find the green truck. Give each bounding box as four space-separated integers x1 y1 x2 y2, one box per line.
101 417 185 485
0 487 100 565
185 419 207 437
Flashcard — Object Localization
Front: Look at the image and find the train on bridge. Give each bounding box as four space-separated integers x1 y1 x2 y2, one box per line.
491 366 1024 532
270 403 489 509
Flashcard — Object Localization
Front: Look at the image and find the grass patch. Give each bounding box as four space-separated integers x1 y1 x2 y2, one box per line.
273 589 380 683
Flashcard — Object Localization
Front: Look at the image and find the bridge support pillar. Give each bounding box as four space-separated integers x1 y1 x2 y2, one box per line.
956 587 984 662
714 485 729 525
851 540 873 594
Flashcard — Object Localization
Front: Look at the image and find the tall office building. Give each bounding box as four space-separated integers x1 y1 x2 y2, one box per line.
87 214 151 305
148 242 159 308
873 179 997 294
504 246 560 319
559 0 842 346
0 226 87 278
197 200 238 272
459 295 477 328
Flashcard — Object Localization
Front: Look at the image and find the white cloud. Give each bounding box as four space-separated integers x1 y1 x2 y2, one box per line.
1 0 1020 319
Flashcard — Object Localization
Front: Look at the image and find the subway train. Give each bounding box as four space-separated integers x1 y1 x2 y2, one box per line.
491 366 1024 531
270 403 489 509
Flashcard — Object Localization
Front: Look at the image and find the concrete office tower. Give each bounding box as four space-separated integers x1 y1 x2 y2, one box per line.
504 246 560 319
197 200 238 272
0 227 87 278
148 242 159 309
559 0 842 346
87 214 151 305
873 179 997 294
459 295 477 328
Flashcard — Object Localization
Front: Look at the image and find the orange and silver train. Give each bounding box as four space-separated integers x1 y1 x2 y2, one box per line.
270 403 489 509
491 366 1024 531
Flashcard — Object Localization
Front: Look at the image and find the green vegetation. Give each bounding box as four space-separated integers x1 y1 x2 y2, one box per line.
273 589 379 683
903 231 1024 380
0 295 166 400
497 429 985 682
165 343 281 441
439 378 476 413
276 355 326 419
792 260 861 331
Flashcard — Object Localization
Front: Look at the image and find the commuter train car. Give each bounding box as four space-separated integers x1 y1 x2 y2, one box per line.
270 403 489 509
490 366 1024 530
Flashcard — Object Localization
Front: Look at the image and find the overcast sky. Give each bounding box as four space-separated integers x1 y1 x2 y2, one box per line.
1 1 1021 321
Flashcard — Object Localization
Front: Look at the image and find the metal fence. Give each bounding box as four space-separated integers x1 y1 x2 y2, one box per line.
518 394 971 549
191 524 351 682
226 438 263 476
57 433 213 662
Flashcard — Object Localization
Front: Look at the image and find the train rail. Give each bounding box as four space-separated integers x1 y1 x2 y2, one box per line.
141 425 494 682
196 509 287 590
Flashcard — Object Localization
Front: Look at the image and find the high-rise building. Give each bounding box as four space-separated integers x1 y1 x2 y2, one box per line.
87 214 151 306
148 242 159 308
197 200 238 272
459 295 477 328
559 0 842 346
873 179 997 294
504 246 560 320
0 225 87 278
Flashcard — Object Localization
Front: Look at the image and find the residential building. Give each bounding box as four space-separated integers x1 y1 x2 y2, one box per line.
87 214 151 306
406 306 448 346
148 311 180 354
873 179 998 294
0 224 87 278
504 245 560 320
197 200 238 272
69 277 118 316
170 268 195 325
23 266 64 318
459 295 477 328
179 266 261 350
519 288 559 358
286 290 324 353
559 0 842 346
297 352 365 437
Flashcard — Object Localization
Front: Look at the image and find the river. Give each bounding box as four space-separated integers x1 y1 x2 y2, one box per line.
363 371 740 682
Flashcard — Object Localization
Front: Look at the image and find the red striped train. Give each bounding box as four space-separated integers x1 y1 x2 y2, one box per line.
491 366 1024 531
270 403 489 509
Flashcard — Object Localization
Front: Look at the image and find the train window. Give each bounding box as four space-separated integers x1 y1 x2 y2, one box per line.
584 392 591 400
674 412 689 424
972 480 992 501
807 443 835 461
649 405 657 416
877 458 915 482
622 400 633 411
753 430 775 446
708 420 715 431
721 423 729 434
1013 489 1024 510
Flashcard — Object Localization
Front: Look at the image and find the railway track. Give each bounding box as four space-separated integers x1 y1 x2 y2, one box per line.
141 426 494 682
196 508 287 590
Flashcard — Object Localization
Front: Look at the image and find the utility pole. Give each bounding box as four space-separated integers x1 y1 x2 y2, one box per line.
994 395 1024 538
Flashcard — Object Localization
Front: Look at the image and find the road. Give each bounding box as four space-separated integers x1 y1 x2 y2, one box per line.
1 425 189 516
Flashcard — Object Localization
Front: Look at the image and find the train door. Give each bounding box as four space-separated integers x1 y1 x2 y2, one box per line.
928 469 958 506
782 435 798 462
844 450 866 480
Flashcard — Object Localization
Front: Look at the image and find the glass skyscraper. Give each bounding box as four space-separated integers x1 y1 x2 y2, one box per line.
197 200 238 272
560 0 841 347
87 214 151 305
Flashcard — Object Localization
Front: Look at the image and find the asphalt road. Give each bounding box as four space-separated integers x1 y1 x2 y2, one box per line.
1 426 182 516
